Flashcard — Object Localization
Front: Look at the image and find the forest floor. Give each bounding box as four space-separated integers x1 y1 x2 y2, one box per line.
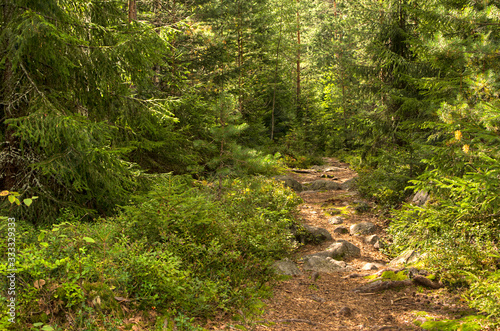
208 158 476 331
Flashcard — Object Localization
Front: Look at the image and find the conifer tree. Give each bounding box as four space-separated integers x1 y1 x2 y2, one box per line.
0 0 177 222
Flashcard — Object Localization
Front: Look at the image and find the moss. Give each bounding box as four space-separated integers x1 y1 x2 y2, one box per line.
413 310 430 317
380 270 408 281
421 319 460 331
321 204 351 216
364 270 408 283
420 315 485 331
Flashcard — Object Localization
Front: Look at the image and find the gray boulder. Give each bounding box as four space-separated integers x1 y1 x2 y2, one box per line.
412 190 430 206
329 240 361 258
350 221 377 236
302 256 351 273
328 216 344 225
361 262 385 271
274 176 303 192
306 240 361 259
272 260 302 276
365 234 380 245
389 249 420 267
361 263 379 271
333 226 349 234
301 224 333 243
308 180 342 191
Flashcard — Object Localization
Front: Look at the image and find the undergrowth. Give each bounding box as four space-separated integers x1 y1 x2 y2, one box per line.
0 175 302 330
386 125 500 326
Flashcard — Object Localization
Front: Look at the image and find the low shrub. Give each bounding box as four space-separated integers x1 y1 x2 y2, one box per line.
0 175 302 330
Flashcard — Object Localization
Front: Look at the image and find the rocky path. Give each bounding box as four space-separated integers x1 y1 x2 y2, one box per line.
253 158 471 331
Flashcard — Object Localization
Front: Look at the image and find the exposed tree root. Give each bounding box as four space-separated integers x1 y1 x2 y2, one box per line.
353 280 413 293
352 274 443 293
412 275 443 289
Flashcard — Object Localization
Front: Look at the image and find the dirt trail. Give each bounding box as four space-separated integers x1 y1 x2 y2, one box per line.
252 158 468 331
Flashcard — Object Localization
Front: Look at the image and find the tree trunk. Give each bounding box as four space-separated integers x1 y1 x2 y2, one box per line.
237 1 243 112
296 0 301 116
271 5 284 141
128 0 137 23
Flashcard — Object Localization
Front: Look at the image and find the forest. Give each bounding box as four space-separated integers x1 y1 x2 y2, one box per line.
1 0 500 329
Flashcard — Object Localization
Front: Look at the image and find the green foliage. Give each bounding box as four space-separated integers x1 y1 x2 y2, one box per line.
466 271 500 320
0 175 301 329
303 0 500 325
356 164 412 209
420 315 486 331
0 0 181 224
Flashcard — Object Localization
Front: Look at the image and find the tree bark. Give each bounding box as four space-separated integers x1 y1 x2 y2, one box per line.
271 5 284 141
128 0 137 23
237 1 243 113
296 0 301 116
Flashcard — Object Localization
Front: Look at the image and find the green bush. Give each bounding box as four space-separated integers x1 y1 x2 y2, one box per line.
387 121 500 323
356 166 411 208
0 174 302 329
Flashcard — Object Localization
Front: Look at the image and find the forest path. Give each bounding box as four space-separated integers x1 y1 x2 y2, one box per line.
251 157 464 331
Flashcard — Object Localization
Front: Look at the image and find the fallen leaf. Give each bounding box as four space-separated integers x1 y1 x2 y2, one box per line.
34 279 46 289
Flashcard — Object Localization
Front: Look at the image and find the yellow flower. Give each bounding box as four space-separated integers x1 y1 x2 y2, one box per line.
455 130 462 141
462 144 470 153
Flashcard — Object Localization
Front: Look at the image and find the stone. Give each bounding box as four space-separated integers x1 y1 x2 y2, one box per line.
328 216 344 224
333 226 349 234
302 256 346 273
272 260 302 276
338 306 352 317
412 190 430 206
361 262 385 271
361 263 379 271
341 177 358 191
274 176 303 192
350 222 377 236
308 180 342 191
389 249 420 267
365 234 380 245
302 224 333 243
304 240 360 260
326 257 348 268
326 240 361 258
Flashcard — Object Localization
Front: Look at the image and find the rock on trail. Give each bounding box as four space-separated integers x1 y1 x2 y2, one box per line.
249 158 464 331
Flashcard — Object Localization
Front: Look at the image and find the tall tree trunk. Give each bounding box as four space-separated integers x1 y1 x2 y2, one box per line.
128 0 137 23
296 0 301 116
217 24 226 200
271 5 284 141
237 1 243 112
